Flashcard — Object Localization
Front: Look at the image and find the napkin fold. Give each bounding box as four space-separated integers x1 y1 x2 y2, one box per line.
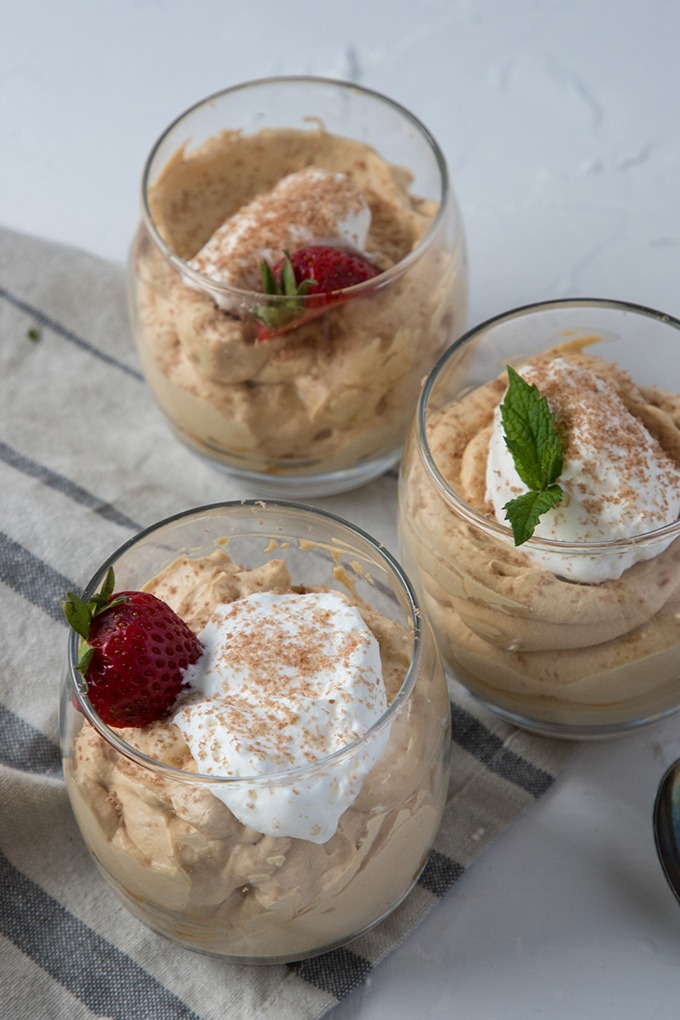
0 226 578 1020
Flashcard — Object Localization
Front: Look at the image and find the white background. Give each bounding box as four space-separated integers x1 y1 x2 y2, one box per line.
3 1 680 1017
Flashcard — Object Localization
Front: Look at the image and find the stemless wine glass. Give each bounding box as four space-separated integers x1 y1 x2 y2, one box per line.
61 501 451 962
398 299 680 739
127 76 468 497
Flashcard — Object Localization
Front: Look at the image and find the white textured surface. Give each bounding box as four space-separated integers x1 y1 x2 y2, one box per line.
4 1 680 1016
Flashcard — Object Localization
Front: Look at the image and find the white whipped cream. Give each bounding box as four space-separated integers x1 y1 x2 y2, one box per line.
189 167 371 292
486 357 680 582
173 591 389 843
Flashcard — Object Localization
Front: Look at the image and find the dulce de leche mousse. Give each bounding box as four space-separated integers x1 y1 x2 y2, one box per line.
65 548 450 960
129 124 467 483
399 345 680 734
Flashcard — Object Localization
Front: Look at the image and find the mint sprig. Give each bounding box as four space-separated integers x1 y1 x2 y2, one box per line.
500 365 564 546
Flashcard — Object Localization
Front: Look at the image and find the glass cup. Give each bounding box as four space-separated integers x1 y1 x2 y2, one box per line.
127 76 468 497
61 501 451 962
398 299 680 739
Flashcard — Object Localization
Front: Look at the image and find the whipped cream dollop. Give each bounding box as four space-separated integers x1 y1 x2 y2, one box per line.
189 166 371 291
173 590 389 843
486 356 680 582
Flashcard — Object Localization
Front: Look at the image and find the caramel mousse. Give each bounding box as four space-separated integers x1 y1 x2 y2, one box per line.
129 125 467 480
399 347 680 731
64 548 450 960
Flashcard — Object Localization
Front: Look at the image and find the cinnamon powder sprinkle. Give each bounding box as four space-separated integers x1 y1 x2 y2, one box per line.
190 167 370 291
526 357 680 530
175 591 386 774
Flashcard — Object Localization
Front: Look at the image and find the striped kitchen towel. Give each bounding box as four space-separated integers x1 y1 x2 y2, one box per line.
0 225 578 1020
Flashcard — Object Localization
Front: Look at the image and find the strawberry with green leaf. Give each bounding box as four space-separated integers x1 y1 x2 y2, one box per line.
254 245 380 341
63 567 202 727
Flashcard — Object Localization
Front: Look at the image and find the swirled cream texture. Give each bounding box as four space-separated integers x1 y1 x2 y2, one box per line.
485 357 680 581
174 591 389 842
65 548 450 959
399 347 680 730
130 126 468 476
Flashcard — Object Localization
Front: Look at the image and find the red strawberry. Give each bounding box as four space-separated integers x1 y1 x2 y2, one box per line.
64 567 202 728
254 245 380 341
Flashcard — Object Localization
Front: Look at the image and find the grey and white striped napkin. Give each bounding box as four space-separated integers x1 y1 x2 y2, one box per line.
0 225 579 1020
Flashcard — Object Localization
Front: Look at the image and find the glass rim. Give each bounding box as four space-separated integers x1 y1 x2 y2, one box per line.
416 296 680 554
138 74 454 301
66 498 424 786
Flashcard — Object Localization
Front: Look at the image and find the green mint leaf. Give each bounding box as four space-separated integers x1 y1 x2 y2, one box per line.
503 485 564 547
499 366 566 545
500 365 563 491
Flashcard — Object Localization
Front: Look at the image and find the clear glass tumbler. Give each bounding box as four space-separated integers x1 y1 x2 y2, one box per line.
398 299 680 739
127 76 468 497
61 501 451 961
